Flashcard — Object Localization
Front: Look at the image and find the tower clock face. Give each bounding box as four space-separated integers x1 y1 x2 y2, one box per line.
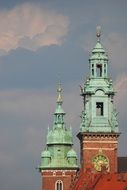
92 155 109 172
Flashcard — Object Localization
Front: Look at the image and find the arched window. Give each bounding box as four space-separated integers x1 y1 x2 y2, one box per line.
55 180 63 190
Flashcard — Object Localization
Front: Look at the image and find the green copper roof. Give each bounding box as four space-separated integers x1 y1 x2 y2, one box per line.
41 149 51 158
92 42 105 53
80 27 119 133
40 84 78 170
55 84 65 115
47 127 73 145
89 36 108 62
67 149 77 158
54 83 65 125
54 104 65 114
47 83 73 145
90 42 108 59
89 26 108 63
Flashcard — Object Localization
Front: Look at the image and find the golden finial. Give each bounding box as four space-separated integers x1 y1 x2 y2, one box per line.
57 82 63 103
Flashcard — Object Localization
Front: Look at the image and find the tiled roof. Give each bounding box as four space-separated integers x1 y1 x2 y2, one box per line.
69 170 127 190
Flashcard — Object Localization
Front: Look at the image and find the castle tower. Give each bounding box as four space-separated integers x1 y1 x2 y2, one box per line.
39 84 78 190
77 27 120 173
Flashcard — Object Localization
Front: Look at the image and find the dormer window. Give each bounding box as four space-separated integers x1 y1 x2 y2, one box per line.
96 64 102 77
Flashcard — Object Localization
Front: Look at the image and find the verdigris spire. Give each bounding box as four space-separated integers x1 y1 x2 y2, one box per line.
80 27 118 133
57 82 63 104
89 26 108 79
78 27 120 174
54 83 65 126
40 84 78 169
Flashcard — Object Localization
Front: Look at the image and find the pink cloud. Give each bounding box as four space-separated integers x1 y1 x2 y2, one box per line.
0 3 69 53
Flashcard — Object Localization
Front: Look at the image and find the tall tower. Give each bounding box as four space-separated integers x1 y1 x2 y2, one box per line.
78 27 120 173
39 84 78 190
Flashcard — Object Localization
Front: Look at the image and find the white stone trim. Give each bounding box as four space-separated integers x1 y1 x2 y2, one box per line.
83 140 118 143
41 169 77 173
83 147 116 150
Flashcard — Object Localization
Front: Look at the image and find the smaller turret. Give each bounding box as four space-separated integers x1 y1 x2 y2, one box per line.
67 149 77 166
41 149 51 167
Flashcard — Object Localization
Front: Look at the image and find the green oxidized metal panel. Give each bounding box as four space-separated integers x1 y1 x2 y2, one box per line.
40 84 78 170
80 36 119 133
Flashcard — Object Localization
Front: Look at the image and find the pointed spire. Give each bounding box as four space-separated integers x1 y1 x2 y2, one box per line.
54 82 65 126
57 82 63 105
89 26 108 79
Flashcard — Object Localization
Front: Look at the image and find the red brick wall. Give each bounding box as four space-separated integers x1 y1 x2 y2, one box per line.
78 133 119 173
41 170 77 190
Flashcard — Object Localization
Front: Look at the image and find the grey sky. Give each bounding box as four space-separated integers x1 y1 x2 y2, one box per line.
0 1 127 190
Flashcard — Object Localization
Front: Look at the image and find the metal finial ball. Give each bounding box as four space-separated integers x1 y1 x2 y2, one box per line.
57 82 62 93
96 26 101 38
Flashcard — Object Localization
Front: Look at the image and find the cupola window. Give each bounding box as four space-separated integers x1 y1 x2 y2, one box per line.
96 64 102 77
55 180 63 190
104 64 106 75
96 102 104 116
92 64 94 76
